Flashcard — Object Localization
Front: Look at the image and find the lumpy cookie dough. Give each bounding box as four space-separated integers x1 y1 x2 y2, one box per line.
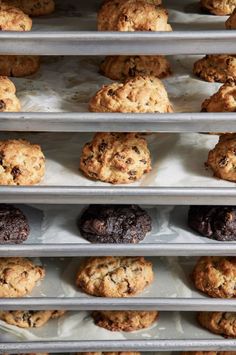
188 205 236 241
89 76 173 113
76 256 153 297
198 312 236 337
226 8 236 28
98 0 172 31
192 256 236 298
193 55 236 83
92 310 159 331
0 139 45 185
4 0 55 16
0 56 40 77
0 76 21 112
0 310 65 328
79 204 152 244
207 133 236 182
100 55 172 81
80 133 152 184
0 204 30 244
0 257 45 297
200 0 236 15
201 82 236 112
0 3 32 30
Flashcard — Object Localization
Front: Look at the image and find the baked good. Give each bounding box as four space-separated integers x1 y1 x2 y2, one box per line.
207 133 236 182
0 257 45 297
192 256 236 298
0 3 32 31
226 8 236 28
0 76 21 112
0 56 40 77
100 55 172 81
200 0 236 15
89 76 173 113
76 256 153 297
0 310 65 328
198 312 236 337
0 204 30 244
4 0 55 16
79 204 152 244
98 0 172 32
188 205 236 241
80 353 140 355
193 55 236 83
80 133 151 184
0 139 45 185
92 310 158 331
201 82 236 112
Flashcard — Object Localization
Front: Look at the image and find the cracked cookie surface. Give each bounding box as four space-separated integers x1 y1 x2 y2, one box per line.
100 55 172 81
0 310 65 328
80 133 152 184
0 56 40 77
98 0 172 32
198 312 236 337
0 139 45 185
0 3 32 30
200 0 236 15
192 256 236 298
89 76 173 113
92 310 158 331
4 0 55 16
76 256 153 297
201 82 236 112
226 8 236 28
0 76 21 112
0 257 45 297
193 55 236 83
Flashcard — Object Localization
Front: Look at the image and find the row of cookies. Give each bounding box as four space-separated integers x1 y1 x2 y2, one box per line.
2 309 236 338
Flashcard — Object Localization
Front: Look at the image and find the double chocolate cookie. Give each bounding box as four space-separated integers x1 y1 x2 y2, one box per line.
79 204 152 243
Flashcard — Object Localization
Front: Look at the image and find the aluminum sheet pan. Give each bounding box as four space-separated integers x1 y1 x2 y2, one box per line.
0 0 235 55
1 257 236 311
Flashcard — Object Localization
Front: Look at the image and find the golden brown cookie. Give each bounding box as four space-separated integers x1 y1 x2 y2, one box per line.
0 76 21 112
92 310 158 332
89 76 173 113
98 0 172 31
100 55 172 81
0 310 65 328
80 353 140 355
192 256 236 298
80 133 152 184
76 256 153 297
200 0 236 15
193 55 236 83
0 257 45 297
226 8 236 29
201 82 236 112
0 3 32 31
0 56 40 77
4 0 55 16
207 133 236 182
198 312 236 337
0 139 45 185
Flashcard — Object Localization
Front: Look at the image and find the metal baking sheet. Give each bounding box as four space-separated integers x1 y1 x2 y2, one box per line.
1 256 236 311
1 312 236 352
0 0 235 55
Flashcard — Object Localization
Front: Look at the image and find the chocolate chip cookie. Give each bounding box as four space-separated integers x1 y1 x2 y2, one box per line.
0 257 45 297
201 82 236 112
76 256 153 297
0 3 32 31
198 312 236 337
0 204 30 244
192 256 236 298
92 310 159 331
0 139 45 185
80 133 151 184
89 76 173 113
0 56 40 77
4 0 55 16
79 204 152 244
226 8 236 29
0 310 65 328
0 76 21 112
200 0 236 15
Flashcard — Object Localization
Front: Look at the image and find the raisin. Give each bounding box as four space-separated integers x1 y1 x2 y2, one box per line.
11 167 21 180
0 100 6 111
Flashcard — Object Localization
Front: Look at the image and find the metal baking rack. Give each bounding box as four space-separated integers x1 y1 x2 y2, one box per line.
1 0 236 352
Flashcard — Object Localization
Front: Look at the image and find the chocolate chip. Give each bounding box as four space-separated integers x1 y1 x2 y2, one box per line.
99 142 107 152
132 146 140 154
0 100 6 111
11 167 21 180
108 89 115 96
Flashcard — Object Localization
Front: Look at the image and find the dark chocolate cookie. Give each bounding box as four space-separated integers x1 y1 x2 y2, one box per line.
79 205 152 243
0 204 30 244
188 206 236 241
